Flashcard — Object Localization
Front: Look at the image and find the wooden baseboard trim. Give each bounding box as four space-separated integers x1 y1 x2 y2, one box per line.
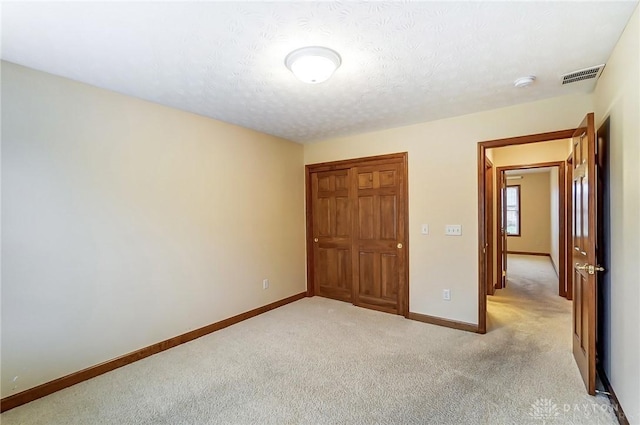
598 366 630 425
408 312 479 333
0 291 307 413
507 251 550 257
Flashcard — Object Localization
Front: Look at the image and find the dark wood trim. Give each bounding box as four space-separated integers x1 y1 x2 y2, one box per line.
0 291 307 413
408 312 479 333
498 160 569 171
598 366 630 425
477 143 488 333
558 161 567 297
305 165 315 297
478 130 576 334
506 251 550 256
305 152 407 172
565 154 574 300
401 152 410 317
484 157 495 295
596 117 610 382
305 152 410 318
479 129 576 149
495 169 506 291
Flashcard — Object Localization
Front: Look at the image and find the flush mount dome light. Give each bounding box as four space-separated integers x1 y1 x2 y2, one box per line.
285 46 341 84
514 76 536 88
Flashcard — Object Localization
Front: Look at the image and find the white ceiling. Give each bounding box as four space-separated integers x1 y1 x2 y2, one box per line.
2 1 638 143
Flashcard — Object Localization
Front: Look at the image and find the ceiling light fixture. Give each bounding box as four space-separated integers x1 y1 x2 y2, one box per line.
285 46 341 84
514 76 536 88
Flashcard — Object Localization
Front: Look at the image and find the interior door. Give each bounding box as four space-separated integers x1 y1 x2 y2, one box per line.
499 170 508 288
311 169 353 302
485 159 495 295
352 163 406 314
571 112 598 395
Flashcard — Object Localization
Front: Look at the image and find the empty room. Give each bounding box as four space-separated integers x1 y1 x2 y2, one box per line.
1 2 639 424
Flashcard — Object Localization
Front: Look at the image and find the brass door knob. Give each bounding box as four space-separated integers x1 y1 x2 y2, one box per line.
575 263 606 275
314 238 318 242
397 243 403 249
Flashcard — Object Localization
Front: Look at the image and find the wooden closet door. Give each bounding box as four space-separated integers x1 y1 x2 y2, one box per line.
352 163 406 314
311 169 353 302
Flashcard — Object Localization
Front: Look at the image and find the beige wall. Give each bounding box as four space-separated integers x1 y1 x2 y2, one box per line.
505 172 551 255
305 93 593 324
0 62 306 398
593 4 640 422
491 139 572 166
549 167 560 273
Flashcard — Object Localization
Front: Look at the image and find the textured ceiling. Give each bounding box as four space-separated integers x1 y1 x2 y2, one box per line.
2 1 638 143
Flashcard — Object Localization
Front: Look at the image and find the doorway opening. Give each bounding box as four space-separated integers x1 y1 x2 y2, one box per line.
493 161 567 296
476 129 575 333
477 114 608 397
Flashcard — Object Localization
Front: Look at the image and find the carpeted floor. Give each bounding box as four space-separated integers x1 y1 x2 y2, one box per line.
1 255 617 424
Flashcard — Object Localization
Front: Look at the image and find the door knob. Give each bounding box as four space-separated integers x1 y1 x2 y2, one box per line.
575 263 606 275
314 238 318 242
397 243 403 249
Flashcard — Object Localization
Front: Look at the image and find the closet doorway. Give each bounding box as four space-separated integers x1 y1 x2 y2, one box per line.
305 153 409 316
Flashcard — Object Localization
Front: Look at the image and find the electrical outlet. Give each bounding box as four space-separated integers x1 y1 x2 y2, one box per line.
443 289 451 301
262 279 269 290
445 225 462 236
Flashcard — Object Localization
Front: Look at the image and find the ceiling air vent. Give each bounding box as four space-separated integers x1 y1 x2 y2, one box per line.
561 64 605 85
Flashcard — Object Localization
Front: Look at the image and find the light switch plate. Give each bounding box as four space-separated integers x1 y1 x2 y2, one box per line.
445 225 462 236
421 224 429 235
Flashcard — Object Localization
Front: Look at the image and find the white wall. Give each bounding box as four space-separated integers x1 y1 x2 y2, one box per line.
305 93 593 324
593 5 640 423
1 62 306 398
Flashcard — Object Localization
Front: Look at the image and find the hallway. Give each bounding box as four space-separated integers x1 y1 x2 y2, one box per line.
488 254 571 334
487 254 616 424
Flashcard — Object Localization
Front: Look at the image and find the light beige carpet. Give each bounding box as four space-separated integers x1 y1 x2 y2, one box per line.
1 255 617 424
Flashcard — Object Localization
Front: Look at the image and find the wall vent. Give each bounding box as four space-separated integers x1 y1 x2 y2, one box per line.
561 64 605 85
